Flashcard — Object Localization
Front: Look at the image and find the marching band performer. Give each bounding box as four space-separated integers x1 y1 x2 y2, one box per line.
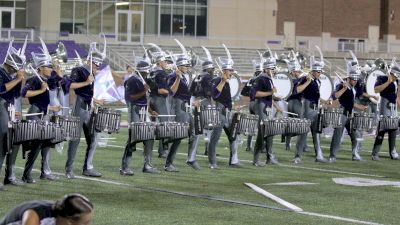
240 63 261 152
371 64 400 160
0 40 26 188
284 58 303 151
64 41 106 179
121 60 158 175
21 41 61 183
252 58 279 166
164 56 191 172
186 59 215 170
329 70 367 162
293 60 328 164
207 59 241 169
148 53 171 159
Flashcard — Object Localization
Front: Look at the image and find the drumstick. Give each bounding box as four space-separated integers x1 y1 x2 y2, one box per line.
282 111 298 116
334 71 350 90
24 113 44 117
156 115 176 117
29 65 49 91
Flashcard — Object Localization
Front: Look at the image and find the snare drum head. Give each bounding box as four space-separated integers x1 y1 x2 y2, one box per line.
319 74 333 101
229 72 242 101
272 73 292 100
366 69 383 103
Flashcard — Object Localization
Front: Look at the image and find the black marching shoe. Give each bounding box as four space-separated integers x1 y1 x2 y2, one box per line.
186 161 201 170
120 168 134 176
22 176 36 184
82 169 102 177
4 178 24 186
65 171 76 179
40 173 59 181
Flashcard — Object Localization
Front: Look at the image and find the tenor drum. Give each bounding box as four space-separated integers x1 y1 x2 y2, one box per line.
58 116 81 141
94 107 121 134
50 125 65 144
12 120 40 144
39 121 55 140
170 122 190 140
263 119 287 137
130 122 156 142
285 118 311 135
322 107 343 128
156 122 173 140
229 72 242 101
237 113 259 136
366 69 383 104
352 112 374 130
379 116 399 131
200 105 222 129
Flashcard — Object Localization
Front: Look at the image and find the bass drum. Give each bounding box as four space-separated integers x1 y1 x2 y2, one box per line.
319 74 333 101
366 69 383 104
229 71 242 101
272 72 292 100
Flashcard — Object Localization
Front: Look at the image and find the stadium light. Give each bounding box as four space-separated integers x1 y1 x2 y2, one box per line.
115 2 129 6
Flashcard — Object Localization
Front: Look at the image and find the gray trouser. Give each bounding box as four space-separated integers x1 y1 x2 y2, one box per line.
65 96 98 172
207 102 240 165
372 97 397 156
286 99 303 147
4 144 20 181
246 101 256 150
0 99 9 178
187 98 212 162
329 114 361 158
253 100 274 163
166 97 190 166
122 103 154 170
295 99 324 158
22 105 52 178
151 95 170 155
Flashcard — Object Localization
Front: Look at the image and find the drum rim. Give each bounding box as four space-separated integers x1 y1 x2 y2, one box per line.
272 72 293 100
319 73 333 101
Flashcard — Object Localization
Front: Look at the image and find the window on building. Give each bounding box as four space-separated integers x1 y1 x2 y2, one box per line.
184 6 195 36
74 1 87 34
89 1 102 34
196 6 207 36
160 4 171 35
172 5 183 35
15 9 26 28
102 2 115 34
60 1 73 33
145 3 158 35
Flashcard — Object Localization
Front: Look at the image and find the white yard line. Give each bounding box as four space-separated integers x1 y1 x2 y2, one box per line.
104 144 386 178
245 183 383 225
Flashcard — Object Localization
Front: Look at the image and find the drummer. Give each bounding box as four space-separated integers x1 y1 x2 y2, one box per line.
0 40 26 188
329 70 368 162
121 60 158 175
252 58 279 166
21 45 61 183
186 59 215 170
64 42 106 179
371 64 400 160
164 56 191 172
284 58 303 151
148 52 170 159
293 60 328 163
240 63 261 152
207 59 241 169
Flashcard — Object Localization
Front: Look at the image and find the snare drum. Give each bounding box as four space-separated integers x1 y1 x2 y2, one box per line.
130 122 156 142
263 119 287 137
322 107 344 128
237 114 259 136
12 120 40 144
94 107 121 134
379 116 399 131
200 105 222 129
170 122 190 140
51 124 65 144
352 112 374 130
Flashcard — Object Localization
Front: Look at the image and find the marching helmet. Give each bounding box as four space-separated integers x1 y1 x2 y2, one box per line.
87 35 107 67
263 57 276 70
390 65 400 77
136 60 151 73
176 56 191 67
374 58 386 71
32 38 52 69
348 69 361 80
201 60 214 71
4 38 27 70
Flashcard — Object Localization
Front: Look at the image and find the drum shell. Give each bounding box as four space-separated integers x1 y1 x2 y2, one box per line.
130 122 156 142
94 107 122 134
156 122 173 140
12 120 40 144
237 114 259 136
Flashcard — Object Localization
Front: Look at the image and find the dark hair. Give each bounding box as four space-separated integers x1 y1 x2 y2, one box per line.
126 65 132 70
53 194 93 221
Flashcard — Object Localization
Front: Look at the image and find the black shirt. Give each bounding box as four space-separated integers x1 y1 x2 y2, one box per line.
375 76 398 104
334 83 357 114
299 76 320 104
0 200 54 225
190 72 213 99
47 71 62 91
69 66 93 105
0 67 21 105
250 74 273 107
212 77 232 110
168 72 191 103
21 76 50 113
287 78 303 101
124 73 147 106
149 69 169 97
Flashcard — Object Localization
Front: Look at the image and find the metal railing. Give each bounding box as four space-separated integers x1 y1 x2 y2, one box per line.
0 28 34 41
